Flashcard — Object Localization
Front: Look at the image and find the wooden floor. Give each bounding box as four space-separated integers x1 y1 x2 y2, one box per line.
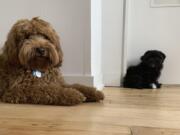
1 87 180 135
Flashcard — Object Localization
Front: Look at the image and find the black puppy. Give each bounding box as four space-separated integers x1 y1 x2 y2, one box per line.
123 50 166 89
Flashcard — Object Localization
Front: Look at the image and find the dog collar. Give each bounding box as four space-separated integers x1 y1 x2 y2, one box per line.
32 70 44 78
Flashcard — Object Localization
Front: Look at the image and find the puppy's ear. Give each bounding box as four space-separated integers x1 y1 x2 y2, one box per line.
140 51 150 61
156 50 166 60
160 52 166 60
140 55 144 61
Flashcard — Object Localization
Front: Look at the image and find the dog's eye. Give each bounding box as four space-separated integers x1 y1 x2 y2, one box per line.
43 35 49 40
42 35 54 44
25 34 30 39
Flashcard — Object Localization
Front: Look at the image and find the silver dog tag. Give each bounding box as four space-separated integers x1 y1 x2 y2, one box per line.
32 70 42 78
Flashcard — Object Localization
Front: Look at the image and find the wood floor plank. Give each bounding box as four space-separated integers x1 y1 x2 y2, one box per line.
0 87 180 134
104 87 180 111
131 126 180 135
0 118 131 135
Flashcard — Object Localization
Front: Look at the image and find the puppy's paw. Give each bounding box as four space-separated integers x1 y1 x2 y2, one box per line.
156 83 162 88
151 83 157 89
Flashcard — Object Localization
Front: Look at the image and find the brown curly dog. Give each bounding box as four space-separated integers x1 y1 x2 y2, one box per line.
0 17 104 105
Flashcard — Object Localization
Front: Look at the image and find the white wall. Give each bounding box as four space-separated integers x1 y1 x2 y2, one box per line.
102 0 124 86
126 0 180 84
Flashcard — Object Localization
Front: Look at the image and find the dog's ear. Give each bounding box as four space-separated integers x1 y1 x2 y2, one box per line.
3 31 18 65
3 19 32 66
54 44 63 67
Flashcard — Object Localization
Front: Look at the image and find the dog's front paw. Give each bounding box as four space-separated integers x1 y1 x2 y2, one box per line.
2 93 23 104
85 90 105 102
95 91 104 101
60 88 86 106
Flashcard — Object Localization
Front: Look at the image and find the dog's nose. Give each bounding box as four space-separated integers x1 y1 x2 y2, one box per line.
36 48 45 55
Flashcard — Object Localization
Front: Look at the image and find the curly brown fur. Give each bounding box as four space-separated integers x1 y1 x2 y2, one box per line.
0 17 104 105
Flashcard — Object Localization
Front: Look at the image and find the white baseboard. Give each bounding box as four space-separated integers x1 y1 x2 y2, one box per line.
93 73 104 90
103 73 121 87
63 74 104 90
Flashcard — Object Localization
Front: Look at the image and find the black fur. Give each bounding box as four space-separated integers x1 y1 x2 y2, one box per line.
123 50 166 89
